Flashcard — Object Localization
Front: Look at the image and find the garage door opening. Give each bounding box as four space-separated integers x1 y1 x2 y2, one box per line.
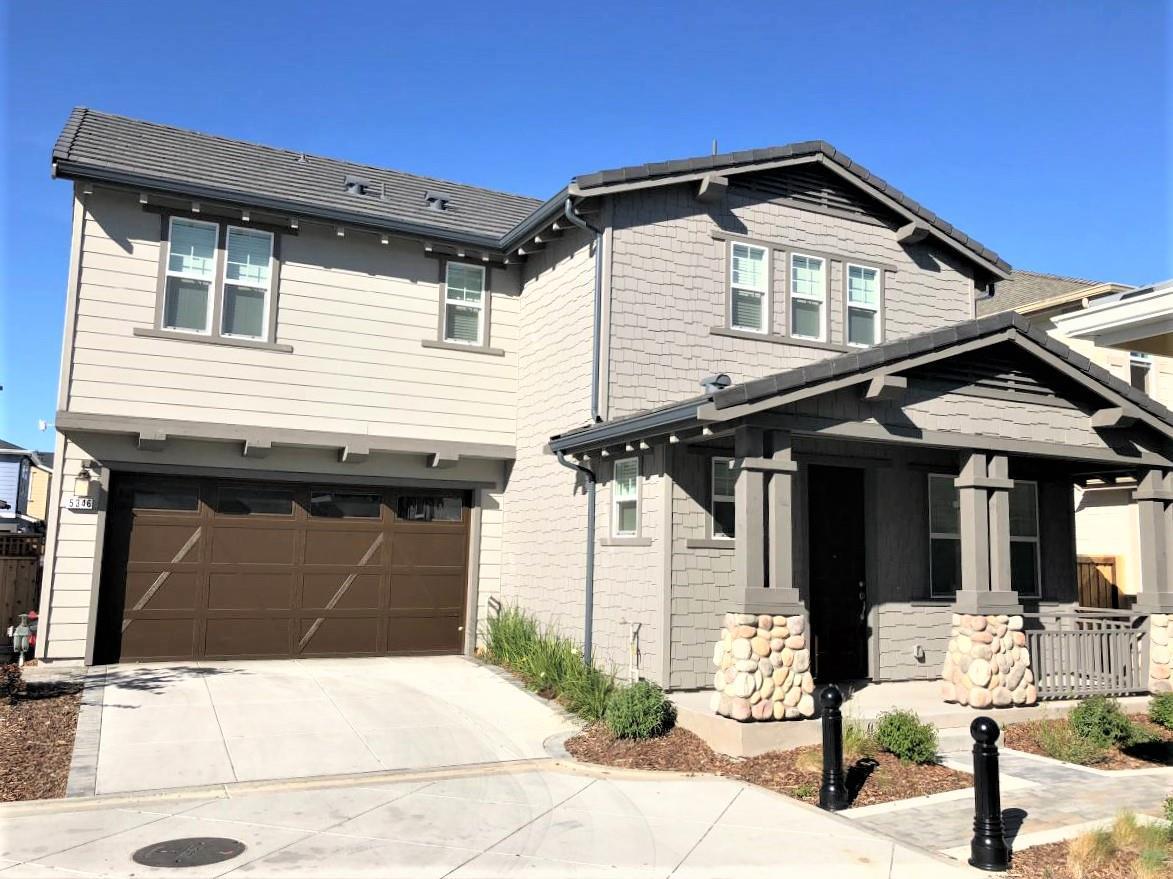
95 474 470 662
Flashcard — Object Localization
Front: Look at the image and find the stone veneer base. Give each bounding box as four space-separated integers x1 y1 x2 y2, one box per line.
941 612 1037 708
710 613 815 721
1149 613 1171 693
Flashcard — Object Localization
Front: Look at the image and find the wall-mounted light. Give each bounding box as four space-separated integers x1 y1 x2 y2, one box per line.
74 465 93 497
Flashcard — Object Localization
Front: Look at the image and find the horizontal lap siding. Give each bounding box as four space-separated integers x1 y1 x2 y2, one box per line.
68 189 520 446
43 438 99 660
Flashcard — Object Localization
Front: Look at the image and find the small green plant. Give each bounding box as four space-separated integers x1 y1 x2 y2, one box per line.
516 632 580 696
1070 696 1135 748
604 680 675 739
481 606 540 670
874 709 938 764
1164 796 1173 826
1135 846 1168 879
1037 720 1108 765
1149 693 1173 730
843 718 877 762
791 782 817 800
560 661 616 722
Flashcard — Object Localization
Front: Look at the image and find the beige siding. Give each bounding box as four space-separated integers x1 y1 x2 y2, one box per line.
69 189 520 446
26 467 51 523
605 184 975 418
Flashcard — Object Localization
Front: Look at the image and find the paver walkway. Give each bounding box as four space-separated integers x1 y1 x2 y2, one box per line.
847 732 1173 856
0 765 970 878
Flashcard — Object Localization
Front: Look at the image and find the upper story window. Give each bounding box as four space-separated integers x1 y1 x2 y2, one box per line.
846 264 881 347
1130 351 1152 394
789 253 826 340
612 457 640 537
444 262 487 345
149 215 282 349
729 243 768 333
711 457 736 539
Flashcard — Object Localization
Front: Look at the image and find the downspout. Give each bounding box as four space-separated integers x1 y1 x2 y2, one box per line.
561 196 604 663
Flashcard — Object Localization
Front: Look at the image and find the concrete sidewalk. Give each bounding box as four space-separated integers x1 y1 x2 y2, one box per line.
0 764 972 878
72 657 577 796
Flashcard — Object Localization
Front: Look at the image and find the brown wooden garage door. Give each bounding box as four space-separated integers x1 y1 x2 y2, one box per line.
96 474 470 662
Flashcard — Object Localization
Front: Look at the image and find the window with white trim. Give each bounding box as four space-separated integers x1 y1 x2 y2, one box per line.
443 262 486 345
164 217 218 333
612 457 640 537
1129 351 1152 394
711 457 735 539
928 473 961 597
729 242 768 333
1009 480 1040 596
846 264 880 347
222 227 274 339
789 253 826 340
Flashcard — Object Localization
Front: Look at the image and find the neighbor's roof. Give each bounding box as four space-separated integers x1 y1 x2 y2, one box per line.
549 310 1173 454
978 269 1103 316
53 109 1008 273
0 439 29 453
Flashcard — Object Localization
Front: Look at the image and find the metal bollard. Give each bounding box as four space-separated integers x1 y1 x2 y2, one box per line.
969 716 1010 872
818 684 849 811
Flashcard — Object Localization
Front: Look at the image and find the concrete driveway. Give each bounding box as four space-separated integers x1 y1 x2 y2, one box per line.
1 766 970 877
79 657 577 795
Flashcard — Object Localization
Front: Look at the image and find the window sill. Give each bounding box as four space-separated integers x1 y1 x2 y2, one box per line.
686 538 736 550
421 339 506 357
599 536 653 547
709 326 850 353
133 327 293 353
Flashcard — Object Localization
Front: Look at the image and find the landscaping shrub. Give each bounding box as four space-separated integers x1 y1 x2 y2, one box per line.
605 680 675 739
1150 693 1173 731
1070 696 1136 748
1066 828 1115 879
481 606 540 670
560 662 616 723
516 632 580 696
1036 720 1107 765
874 710 938 764
843 718 877 763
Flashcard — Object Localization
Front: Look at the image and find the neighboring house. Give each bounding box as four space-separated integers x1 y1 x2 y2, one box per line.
38 110 1173 708
980 273 1173 606
0 440 51 533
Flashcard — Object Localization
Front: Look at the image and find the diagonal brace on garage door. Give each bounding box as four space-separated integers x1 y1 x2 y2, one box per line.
121 527 202 633
298 533 385 650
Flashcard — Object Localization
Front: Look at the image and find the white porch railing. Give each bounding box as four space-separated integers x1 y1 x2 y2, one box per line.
1025 610 1147 700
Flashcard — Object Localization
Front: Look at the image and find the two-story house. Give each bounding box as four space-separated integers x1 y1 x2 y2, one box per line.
0 440 52 534
39 110 1173 715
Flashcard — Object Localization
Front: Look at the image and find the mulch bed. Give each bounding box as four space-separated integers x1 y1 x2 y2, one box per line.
566 724 971 807
0 676 83 802
1003 715 1173 770
1008 839 1163 879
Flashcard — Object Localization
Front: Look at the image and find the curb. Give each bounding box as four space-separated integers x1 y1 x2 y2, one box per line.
65 666 107 798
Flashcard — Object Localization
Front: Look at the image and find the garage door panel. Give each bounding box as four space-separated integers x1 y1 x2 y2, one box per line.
391 531 467 567
207 573 295 610
204 617 290 658
303 530 384 566
298 616 380 655
121 617 197 660
126 523 203 564
387 612 462 653
301 573 382 610
389 574 466 611
210 528 298 564
124 570 200 610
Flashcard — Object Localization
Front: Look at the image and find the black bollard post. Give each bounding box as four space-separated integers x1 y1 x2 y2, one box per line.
818 684 849 811
969 716 1010 872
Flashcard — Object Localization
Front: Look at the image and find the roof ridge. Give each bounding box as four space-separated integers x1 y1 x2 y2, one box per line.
1012 268 1103 286
76 108 544 207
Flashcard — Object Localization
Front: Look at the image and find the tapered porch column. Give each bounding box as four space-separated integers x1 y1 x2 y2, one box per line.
1134 469 1173 613
987 454 1014 594
953 451 1020 614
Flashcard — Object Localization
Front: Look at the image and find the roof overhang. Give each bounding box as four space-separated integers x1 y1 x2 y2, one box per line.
1052 282 1173 354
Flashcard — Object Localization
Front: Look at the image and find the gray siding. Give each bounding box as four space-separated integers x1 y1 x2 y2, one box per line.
0 458 20 519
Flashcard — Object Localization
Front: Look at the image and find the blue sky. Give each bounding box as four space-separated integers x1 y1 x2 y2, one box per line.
2 1 1169 450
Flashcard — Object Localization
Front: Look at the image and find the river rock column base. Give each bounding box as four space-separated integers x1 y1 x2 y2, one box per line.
710 613 815 721
1148 614 1171 694
941 613 1036 708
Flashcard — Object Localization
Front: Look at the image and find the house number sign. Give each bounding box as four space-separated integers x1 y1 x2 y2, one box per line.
63 495 95 511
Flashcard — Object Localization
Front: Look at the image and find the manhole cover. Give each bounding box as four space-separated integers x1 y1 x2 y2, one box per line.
132 837 246 868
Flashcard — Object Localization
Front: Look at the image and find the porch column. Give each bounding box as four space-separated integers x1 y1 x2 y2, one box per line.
953 451 1020 614
1134 468 1173 613
766 431 802 607
733 426 766 593
987 454 1014 594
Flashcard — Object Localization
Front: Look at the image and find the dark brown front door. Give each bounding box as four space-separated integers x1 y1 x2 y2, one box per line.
808 465 868 683
96 474 470 662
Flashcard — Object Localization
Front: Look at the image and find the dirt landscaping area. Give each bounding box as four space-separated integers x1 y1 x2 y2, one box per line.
1004 715 1173 770
1007 814 1173 879
0 668 82 802
566 724 971 808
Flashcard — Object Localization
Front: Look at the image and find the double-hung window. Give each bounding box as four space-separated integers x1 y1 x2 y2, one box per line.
443 262 486 345
612 457 640 537
928 473 962 597
711 457 736 539
157 216 278 344
729 243 768 333
789 253 826 340
1009 481 1040 596
164 218 218 333
846 264 881 347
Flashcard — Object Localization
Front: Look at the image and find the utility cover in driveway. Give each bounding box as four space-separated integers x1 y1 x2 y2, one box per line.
132 837 246 868
96 474 470 661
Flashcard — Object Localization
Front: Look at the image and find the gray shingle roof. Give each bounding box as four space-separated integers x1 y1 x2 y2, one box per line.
53 108 543 247
574 141 1010 275
978 269 1102 316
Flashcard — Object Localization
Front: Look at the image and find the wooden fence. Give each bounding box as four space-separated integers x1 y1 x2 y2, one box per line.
0 534 43 650
1026 610 1147 700
1076 556 1119 609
